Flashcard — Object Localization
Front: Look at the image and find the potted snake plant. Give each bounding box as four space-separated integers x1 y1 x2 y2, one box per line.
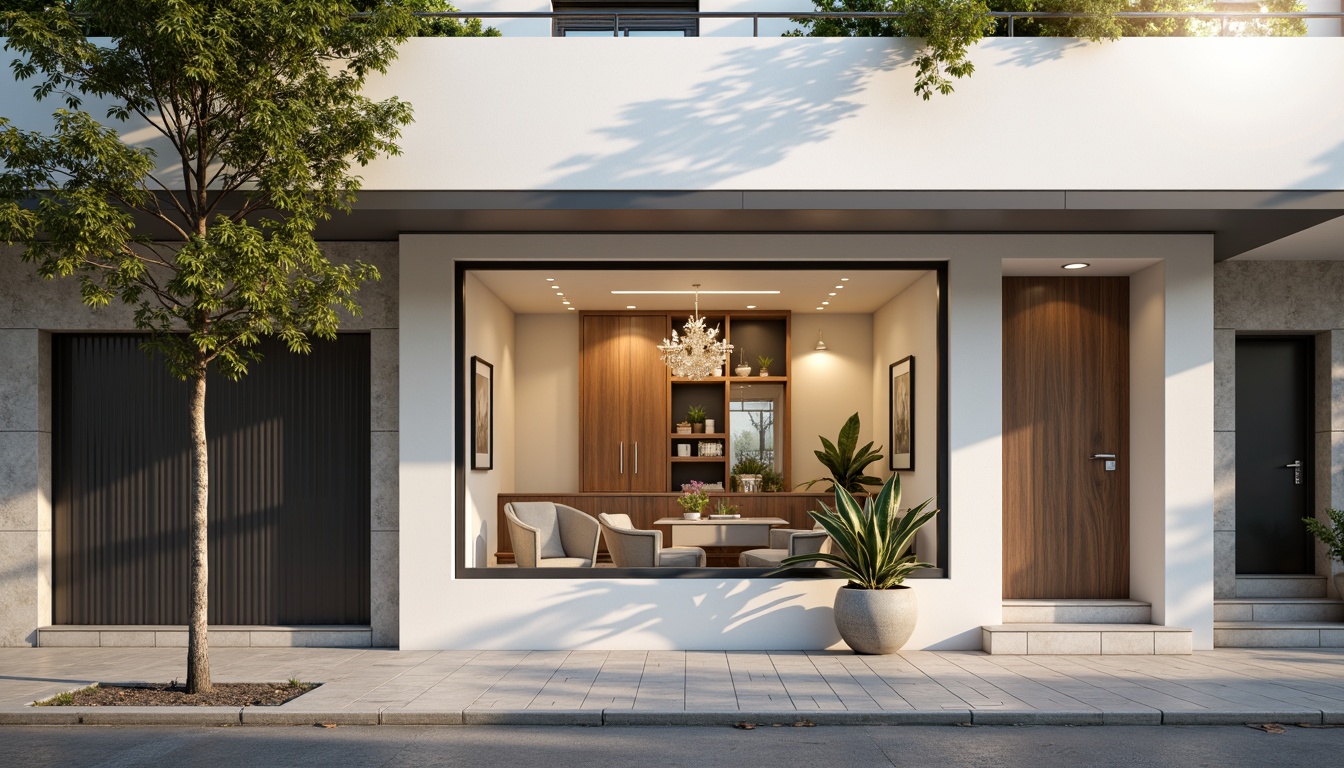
777 473 937 654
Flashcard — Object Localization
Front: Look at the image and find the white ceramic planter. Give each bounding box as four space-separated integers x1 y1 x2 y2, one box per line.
833 585 917 654
682 512 701 521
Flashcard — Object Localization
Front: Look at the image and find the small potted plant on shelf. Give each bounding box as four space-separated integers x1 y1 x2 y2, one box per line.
687 404 707 433
731 455 768 493
757 355 773 377
735 351 752 377
711 501 740 519
678 480 711 520
1303 508 1344 598
675 419 692 434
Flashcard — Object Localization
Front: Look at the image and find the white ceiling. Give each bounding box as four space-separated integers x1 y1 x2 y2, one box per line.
471 268 929 314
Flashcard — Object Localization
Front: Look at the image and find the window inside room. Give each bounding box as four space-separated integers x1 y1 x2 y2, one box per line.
457 262 947 579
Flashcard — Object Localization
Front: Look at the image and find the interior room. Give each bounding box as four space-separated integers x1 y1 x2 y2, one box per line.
459 264 946 575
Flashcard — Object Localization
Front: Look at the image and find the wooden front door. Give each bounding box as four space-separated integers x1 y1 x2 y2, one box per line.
1235 337 1315 574
1003 277 1130 599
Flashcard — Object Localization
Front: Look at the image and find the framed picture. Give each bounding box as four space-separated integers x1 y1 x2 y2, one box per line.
889 356 914 471
471 356 493 470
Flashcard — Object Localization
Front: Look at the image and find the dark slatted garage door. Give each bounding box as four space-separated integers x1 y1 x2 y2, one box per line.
52 334 370 626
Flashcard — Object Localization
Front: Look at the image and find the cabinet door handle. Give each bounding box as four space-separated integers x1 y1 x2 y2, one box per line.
634 442 639 474
619 442 624 474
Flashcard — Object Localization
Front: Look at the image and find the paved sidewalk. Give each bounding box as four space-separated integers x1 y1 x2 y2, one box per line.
2 647 1344 727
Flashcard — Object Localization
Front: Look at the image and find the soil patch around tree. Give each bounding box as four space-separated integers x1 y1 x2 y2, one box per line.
36 681 319 707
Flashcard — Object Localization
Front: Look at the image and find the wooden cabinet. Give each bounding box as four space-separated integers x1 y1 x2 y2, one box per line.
580 315 669 492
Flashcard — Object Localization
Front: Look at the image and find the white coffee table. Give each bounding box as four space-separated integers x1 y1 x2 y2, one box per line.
653 517 791 548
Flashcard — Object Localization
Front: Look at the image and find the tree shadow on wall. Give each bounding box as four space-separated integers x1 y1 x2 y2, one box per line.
548 41 912 190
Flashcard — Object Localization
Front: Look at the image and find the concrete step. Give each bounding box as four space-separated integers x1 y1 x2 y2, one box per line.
37 625 373 648
1214 621 1344 648
1214 598 1344 623
1234 575 1326 599
1002 599 1152 624
981 624 1192 655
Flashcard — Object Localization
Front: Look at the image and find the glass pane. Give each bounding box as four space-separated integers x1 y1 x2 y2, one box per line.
563 30 616 37
729 383 784 486
625 30 687 37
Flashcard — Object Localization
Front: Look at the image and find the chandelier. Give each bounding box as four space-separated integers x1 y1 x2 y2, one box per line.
658 285 733 380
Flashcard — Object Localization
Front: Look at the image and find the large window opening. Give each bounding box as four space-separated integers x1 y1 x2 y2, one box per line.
456 261 948 579
552 1 699 37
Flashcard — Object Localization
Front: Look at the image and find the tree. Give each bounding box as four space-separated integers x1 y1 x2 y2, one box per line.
791 0 1304 99
0 0 452 693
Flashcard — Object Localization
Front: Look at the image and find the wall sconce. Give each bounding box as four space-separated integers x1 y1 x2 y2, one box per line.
815 329 827 351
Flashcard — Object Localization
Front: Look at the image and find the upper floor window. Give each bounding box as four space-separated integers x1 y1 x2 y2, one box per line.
552 1 698 37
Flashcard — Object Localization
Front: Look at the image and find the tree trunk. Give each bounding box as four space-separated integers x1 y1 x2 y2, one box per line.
185 368 211 694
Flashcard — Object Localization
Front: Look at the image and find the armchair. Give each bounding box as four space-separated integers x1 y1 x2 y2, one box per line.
738 526 830 568
504 502 601 567
597 513 706 567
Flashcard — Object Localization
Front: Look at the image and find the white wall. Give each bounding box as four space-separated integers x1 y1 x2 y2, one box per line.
514 314 580 492
464 274 517 567
790 313 873 489
399 233 1214 651
9 39 1344 193
872 271 941 562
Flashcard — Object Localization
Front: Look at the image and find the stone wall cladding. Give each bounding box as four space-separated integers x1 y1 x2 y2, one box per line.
0 243 399 646
1214 261 1344 598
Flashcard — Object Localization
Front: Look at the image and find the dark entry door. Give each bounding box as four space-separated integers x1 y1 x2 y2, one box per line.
1235 337 1315 574
1003 277 1130 599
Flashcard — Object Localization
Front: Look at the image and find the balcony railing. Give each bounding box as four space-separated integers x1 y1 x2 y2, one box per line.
404 10 1343 37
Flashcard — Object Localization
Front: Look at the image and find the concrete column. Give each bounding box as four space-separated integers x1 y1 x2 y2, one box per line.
1214 329 1236 598
0 330 51 647
1316 331 1344 598
371 328 400 647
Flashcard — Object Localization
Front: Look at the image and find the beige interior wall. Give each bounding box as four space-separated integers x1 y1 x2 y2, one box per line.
514 314 580 493
464 273 517 567
790 314 874 489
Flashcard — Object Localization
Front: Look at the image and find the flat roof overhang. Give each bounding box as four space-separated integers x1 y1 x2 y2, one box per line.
306 189 1344 262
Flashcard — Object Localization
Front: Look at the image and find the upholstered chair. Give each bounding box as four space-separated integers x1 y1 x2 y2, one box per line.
738 526 831 568
504 502 601 567
597 513 706 567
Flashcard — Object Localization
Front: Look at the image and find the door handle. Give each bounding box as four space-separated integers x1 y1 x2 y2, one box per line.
1285 460 1302 485
634 442 639 474
1091 453 1117 471
619 441 624 475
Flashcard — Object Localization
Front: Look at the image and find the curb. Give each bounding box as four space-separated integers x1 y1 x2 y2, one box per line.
1 707 1338 727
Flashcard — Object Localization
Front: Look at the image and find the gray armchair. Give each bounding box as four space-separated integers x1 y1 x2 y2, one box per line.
504 502 601 567
597 513 706 567
739 526 830 568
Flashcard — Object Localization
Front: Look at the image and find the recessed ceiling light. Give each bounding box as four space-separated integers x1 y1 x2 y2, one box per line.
746 305 756 309
557 293 564 297
610 290 780 295
822 301 829 305
816 306 824 311
1062 263 1090 270
563 301 571 305
626 305 636 309
828 292 836 296
546 278 555 282
567 307 575 311
552 285 561 290
840 278 849 282
835 285 844 289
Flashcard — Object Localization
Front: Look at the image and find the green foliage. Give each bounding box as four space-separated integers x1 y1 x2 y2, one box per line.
788 0 997 100
988 0 1305 39
757 355 774 369
760 467 784 492
1303 508 1344 564
790 0 1304 99
687 404 707 423
288 675 303 687
0 0 430 378
733 455 769 476
797 412 884 493
352 0 500 37
777 473 936 588
677 480 712 514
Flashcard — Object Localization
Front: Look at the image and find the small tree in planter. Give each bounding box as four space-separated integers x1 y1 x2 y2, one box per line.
777 473 937 653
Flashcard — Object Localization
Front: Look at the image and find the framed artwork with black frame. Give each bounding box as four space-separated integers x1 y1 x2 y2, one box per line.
889 356 914 471
471 356 494 470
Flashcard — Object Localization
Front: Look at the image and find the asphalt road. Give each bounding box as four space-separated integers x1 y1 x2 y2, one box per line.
2 724 1342 768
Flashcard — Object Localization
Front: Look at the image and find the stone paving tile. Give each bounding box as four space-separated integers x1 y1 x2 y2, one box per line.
530 651 606 709
684 651 735 711
631 651 686 710
465 651 570 710
581 650 646 710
